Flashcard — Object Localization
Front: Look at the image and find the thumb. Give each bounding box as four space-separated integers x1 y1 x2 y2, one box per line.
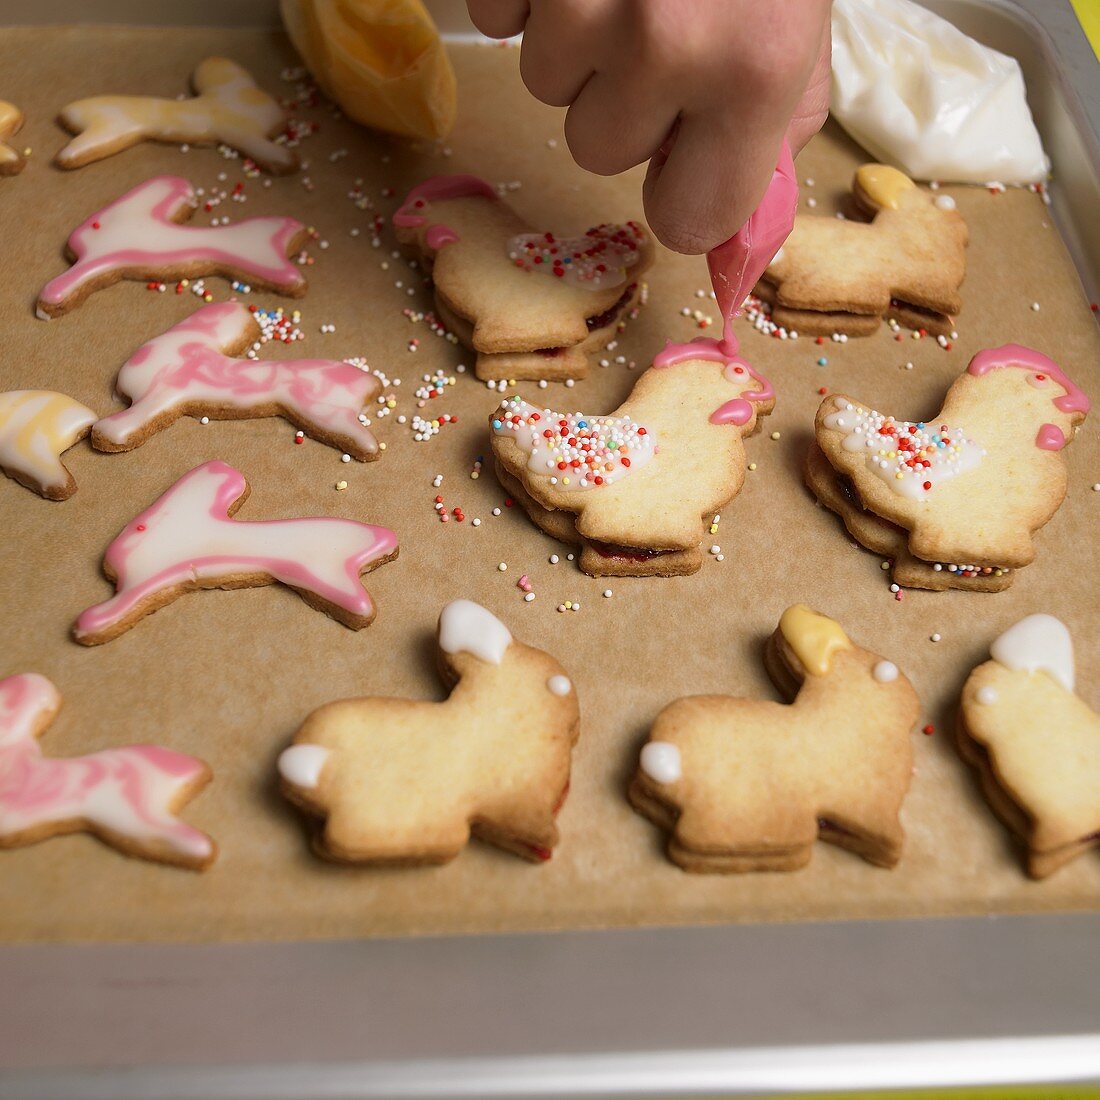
642 112 786 255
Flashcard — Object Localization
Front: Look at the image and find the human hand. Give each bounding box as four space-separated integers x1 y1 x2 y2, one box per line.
467 0 831 255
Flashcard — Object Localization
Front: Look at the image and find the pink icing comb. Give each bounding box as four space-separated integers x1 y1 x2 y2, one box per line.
36 175 309 318
74 460 399 645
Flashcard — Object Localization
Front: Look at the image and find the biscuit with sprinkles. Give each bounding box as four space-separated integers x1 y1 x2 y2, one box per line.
630 605 920 873
393 174 652 382
490 339 774 577
758 164 968 337
959 615 1100 878
278 600 580 865
807 344 1089 590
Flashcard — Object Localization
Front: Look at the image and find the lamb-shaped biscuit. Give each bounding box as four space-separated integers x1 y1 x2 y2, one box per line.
808 344 1089 590
278 600 580 864
490 341 774 577
959 615 1100 879
0 673 215 870
393 174 652 381
0 101 26 176
758 164 968 337
0 390 96 500
56 57 297 174
630 605 920 872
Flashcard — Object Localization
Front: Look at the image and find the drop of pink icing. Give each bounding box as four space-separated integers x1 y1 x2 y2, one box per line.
1036 423 1067 450
710 398 754 426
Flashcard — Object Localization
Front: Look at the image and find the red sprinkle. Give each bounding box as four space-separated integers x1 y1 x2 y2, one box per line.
135 524 146 532
922 724 935 736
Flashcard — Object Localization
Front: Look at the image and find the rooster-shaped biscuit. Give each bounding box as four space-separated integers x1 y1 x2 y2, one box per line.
959 615 1100 879
807 344 1089 590
757 164 968 337
490 343 774 576
278 600 580 864
394 174 652 382
630 605 920 872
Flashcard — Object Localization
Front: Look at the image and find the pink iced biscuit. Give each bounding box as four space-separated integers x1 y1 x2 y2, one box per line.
392 173 498 245
0 673 215 870
74 460 399 645
36 175 308 318
92 302 382 459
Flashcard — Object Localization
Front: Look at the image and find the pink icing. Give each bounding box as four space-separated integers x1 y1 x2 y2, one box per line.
93 301 380 455
654 145 792 425
38 175 305 310
425 225 460 249
968 344 1090 416
706 140 798 332
74 460 398 641
1036 423 1067 450
392 175 496 252
710 398 755 426
0 673 213 862
653 335 774 425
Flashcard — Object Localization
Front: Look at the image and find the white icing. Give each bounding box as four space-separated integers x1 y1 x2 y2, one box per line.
278 744 330 789
438 600 512 665
831 0 1048 184
492 397 657 491
547 675 572 696
0 390 96 492
872 660 899 683
640 741 681 784
824 398 984 501
976 686 999 705
990 614 1075 693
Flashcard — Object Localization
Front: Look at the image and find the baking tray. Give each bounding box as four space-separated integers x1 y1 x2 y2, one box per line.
2 0 1100 1095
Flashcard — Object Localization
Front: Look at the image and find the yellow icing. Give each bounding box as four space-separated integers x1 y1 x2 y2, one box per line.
57 59 294 171
0 391 95 486
280 0 456 140
779 605 851 676
0 100 24 166
855 164 916 210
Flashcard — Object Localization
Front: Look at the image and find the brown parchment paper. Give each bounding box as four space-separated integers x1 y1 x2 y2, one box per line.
0 25 1098 944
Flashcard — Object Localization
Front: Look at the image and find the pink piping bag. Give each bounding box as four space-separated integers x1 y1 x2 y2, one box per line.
706 139 799 350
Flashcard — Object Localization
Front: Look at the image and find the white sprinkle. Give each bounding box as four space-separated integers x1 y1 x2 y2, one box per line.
603 589 613 598
472 518 481 526
492 507 501 516
498 562 507 572
1031 302 1041 311
524 592 535 602
709 545 721 555
199 416 210 425
341 454 351 463
889 583 900 593
931 633 942 642
549 554 559 564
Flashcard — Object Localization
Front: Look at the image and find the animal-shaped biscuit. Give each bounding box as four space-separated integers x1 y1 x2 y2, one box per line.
0 101 26 175
0 673 215 870
278 600 580 864
757 164 968 337
37 175 308 319
807 344 1089 590
0 390 96 499
74 460 398 645
92 302 382 459
959 615 1100 879
393 174 652 382
56 57 297 174
490 339 774 576
630 605 920 872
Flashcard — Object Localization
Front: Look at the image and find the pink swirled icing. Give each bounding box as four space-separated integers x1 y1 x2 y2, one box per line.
93 302 380 456
0 673 214 864
74 460 398 642
37 175 306 314
392 174 496 249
